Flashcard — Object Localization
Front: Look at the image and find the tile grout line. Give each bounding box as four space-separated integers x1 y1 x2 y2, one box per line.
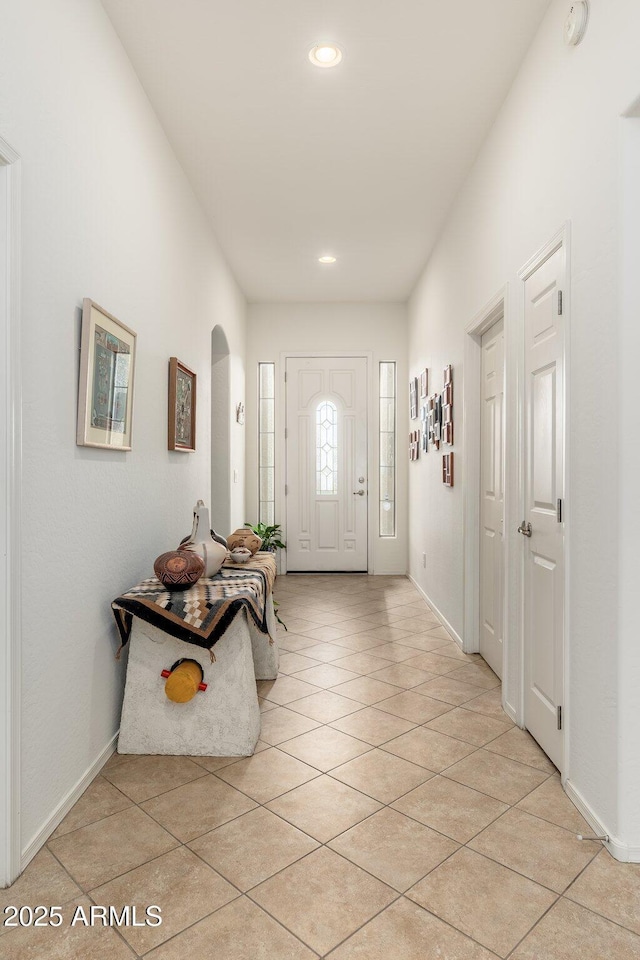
29 578 637 958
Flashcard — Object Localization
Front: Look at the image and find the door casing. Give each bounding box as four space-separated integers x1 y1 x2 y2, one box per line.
0 136 22 888
517 224 571 778
463 287 512 709
463 223 571 769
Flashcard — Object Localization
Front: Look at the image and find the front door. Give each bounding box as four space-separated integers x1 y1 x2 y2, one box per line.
286 356 368 571
521 243 566 771
480 317 505 678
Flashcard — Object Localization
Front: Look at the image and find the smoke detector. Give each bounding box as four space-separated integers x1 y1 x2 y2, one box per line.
564 1 589 46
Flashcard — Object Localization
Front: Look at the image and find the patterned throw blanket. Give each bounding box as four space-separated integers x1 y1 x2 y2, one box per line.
112 553 277 660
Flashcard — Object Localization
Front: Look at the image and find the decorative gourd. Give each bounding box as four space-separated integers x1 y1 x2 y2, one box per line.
227 528 262 555
180 500 227 576
154 550 204 589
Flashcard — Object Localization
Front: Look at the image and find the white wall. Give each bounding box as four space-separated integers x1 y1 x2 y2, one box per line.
0 0 246 859
246 303 408 575
408 0 640 857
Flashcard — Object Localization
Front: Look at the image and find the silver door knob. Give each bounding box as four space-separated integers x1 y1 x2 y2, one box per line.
518 521 532 537
353 489 365 496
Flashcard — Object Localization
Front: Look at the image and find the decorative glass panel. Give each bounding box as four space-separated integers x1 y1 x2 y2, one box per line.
379 362 396 537
258 363 275 525
316 400 338 495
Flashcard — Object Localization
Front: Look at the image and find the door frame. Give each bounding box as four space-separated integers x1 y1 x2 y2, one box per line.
280 351 374 575
517 223 571 775
463 287 511 702
0 136 22 888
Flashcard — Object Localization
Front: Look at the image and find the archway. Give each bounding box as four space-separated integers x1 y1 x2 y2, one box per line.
211 325 231 536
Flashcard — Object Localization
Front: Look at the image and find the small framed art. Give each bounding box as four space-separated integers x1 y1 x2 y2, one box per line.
77 299 137 450
443 452 454 486
410 377 419 419
168 357 197 451
420 368 428 398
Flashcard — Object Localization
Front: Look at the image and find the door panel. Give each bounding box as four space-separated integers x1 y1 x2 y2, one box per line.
479 318 504 678
286 357 368 571
523 244 565 771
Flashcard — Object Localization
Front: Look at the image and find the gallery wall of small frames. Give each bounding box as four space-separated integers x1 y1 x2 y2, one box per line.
409 364 454 485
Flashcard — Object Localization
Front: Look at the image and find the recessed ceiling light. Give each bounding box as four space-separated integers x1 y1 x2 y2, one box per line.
318 255 337 263
308 43 343 68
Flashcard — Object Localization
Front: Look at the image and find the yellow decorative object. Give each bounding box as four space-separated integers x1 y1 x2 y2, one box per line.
164 660 204 703
227 528 262 555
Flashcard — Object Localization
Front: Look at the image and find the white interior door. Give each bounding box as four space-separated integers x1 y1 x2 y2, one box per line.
480 317 505 678
286 356 368 571
522 244 565 771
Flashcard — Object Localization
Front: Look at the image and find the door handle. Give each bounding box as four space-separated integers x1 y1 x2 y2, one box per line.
353 490 365 496
518 521 532 537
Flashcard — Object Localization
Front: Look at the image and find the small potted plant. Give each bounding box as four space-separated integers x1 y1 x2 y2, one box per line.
245 522 287 630
244 522 286 554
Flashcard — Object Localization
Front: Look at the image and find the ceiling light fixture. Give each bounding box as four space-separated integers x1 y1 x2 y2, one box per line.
308 43 343 68
318 256 337 263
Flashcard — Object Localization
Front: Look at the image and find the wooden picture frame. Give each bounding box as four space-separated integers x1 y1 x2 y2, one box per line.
410 377 419 419
77 299 137 450
444 364 452 385
443 452 454 486
168 357 197 451
420 368 428 398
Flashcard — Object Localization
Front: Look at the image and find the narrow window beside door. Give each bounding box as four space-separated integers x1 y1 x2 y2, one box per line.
379 361 396 537
258 362 275 525
316 400 338 495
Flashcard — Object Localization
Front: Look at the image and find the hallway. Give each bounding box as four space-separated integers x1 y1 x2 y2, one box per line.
2 576 638 959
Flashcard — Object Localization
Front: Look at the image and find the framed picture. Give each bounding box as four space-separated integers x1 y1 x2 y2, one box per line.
443 421 454 445
77 299 137 450
444 364 453 385
410 377 419 419
420 368 428 398
168 357 197 451
443 382 453 406
443 403 452 425
443 452 454 486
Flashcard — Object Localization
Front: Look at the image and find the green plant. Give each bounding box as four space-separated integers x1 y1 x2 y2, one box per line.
273 598 287 632
244 521 286 552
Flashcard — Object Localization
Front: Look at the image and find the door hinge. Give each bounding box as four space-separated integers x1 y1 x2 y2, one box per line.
285 484 288 496
284 427 288 439
556 498 563 523
557 705 563 730
557 290 563 316
284 371 287 382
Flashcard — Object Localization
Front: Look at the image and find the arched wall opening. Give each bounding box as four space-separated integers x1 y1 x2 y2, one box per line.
211 325 231 536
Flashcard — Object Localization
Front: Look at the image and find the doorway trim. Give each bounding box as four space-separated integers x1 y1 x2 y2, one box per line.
463 286 511 704
280 351 374 575
517 222 571 776
0 136 22 888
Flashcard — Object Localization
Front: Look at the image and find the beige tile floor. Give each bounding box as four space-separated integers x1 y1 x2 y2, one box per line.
3 574 640 959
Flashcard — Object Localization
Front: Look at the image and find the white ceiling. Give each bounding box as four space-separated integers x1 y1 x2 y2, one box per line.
102 0 550 302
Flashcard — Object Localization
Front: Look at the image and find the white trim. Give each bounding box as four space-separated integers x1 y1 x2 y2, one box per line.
463 287 507 658
407 575 463 648
20 733 118 872
564 778 640 863
517 222 571 775
282 352 374 574
0 136 22 889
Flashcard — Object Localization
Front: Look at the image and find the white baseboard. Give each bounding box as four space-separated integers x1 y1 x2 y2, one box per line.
407 576 464 649
21 731 118 871
502 699 518 724
564 778 640 863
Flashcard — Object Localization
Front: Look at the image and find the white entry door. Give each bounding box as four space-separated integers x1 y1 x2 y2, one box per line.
286 356 368 571
480 318 505 678
521 244 566 771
